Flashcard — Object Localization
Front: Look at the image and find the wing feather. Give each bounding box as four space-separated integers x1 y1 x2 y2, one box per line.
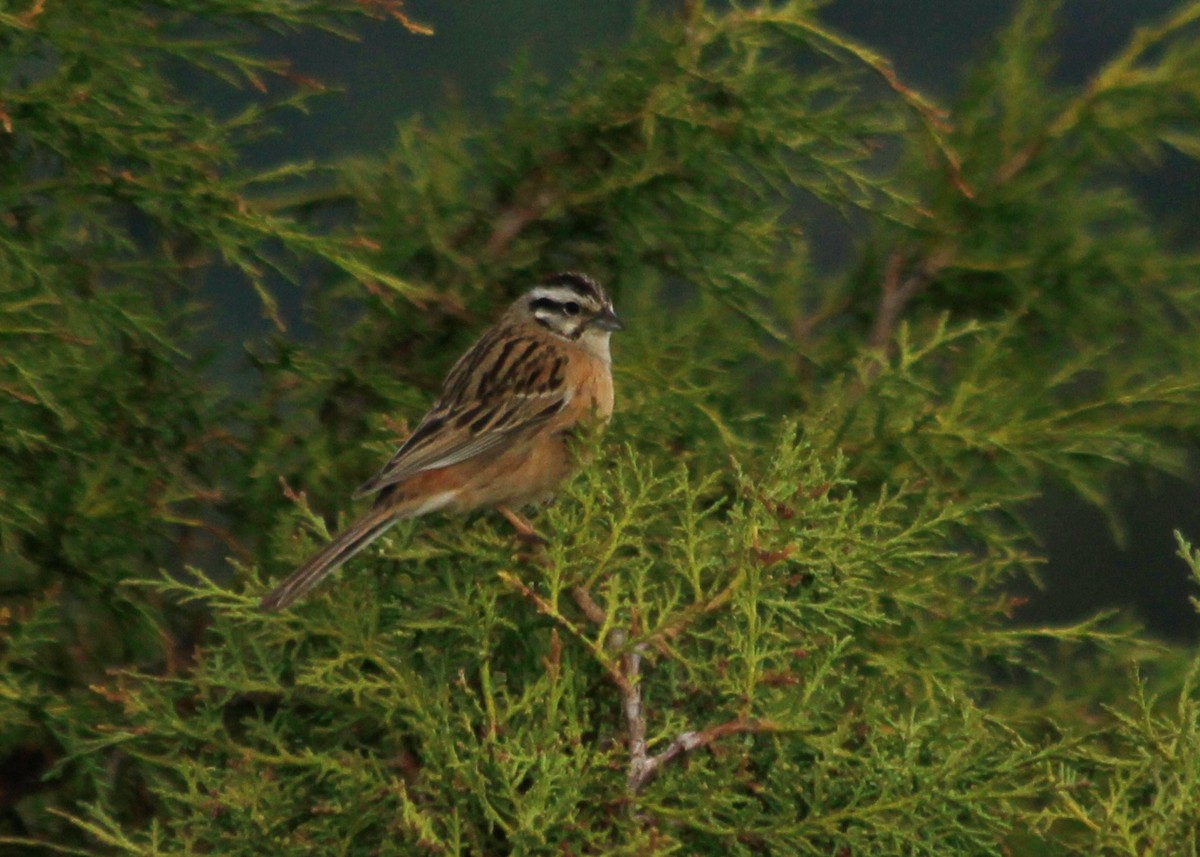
353 326 570 498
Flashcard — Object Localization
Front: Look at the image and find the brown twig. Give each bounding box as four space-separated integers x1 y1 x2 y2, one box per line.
627 717 781 793
355 1 434 35
15 0 46 27
471 148 571 261
868 251 927 352
618 634 652 792
568 583 778 793
484 189 560 259
569 587 653 791
571 585 607 625
864 246 955 382
166 515 252 562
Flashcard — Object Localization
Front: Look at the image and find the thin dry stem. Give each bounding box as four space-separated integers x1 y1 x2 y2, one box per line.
865 246 954 380
568 583 779 793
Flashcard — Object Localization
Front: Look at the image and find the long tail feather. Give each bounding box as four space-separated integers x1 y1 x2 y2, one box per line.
260 506 398 611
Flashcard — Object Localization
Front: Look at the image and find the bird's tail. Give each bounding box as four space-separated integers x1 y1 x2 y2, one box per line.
260 505 399 611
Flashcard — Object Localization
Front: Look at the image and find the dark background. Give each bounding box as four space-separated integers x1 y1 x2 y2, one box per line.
210 0 1200 640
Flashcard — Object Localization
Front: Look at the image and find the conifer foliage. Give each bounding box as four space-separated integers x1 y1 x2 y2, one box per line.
3 1 1200 854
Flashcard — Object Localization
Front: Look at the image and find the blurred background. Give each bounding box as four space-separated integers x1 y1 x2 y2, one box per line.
198 0 1200 640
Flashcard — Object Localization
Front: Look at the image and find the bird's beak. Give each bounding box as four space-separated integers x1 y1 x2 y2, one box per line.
590 306 624 332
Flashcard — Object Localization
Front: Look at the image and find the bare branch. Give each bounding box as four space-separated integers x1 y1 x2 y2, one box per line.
868 251 928 351
571 585 608 625
569 588 655 791
484 188 560 259
617 635 653 792
628 717 783 793
560 584 781 793
864 246 954 382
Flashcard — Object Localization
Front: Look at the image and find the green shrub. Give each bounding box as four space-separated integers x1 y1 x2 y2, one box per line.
4 1 1200 854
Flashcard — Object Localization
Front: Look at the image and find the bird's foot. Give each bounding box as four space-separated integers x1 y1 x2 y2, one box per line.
497 504 549 547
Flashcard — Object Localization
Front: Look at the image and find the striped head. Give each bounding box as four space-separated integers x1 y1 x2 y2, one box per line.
516 273 623 343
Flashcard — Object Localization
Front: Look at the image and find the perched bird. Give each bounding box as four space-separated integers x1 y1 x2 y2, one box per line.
259 272 622 611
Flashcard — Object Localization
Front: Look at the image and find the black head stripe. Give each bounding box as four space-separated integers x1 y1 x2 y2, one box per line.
529 286 590 313
541 272 603 303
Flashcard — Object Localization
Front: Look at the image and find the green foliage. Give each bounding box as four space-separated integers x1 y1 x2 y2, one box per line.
5 0 1200 854
0 0 426 846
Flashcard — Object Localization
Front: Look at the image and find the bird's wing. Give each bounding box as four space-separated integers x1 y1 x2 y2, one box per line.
352 327 571 498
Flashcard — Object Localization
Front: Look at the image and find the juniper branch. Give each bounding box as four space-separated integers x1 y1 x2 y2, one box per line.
627 717 784 794
994 1 1200 184
863 246 953 378
570 583 780 795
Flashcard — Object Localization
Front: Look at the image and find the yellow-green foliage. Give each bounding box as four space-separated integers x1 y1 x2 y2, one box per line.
4 1 1200 854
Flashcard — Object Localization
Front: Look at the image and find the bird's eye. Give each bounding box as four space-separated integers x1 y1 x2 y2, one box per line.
563 301 581 316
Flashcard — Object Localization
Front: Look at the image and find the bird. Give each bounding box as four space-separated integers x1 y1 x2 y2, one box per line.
259 272 623 611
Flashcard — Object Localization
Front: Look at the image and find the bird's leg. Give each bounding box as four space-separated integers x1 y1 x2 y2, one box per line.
496 504 548 546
